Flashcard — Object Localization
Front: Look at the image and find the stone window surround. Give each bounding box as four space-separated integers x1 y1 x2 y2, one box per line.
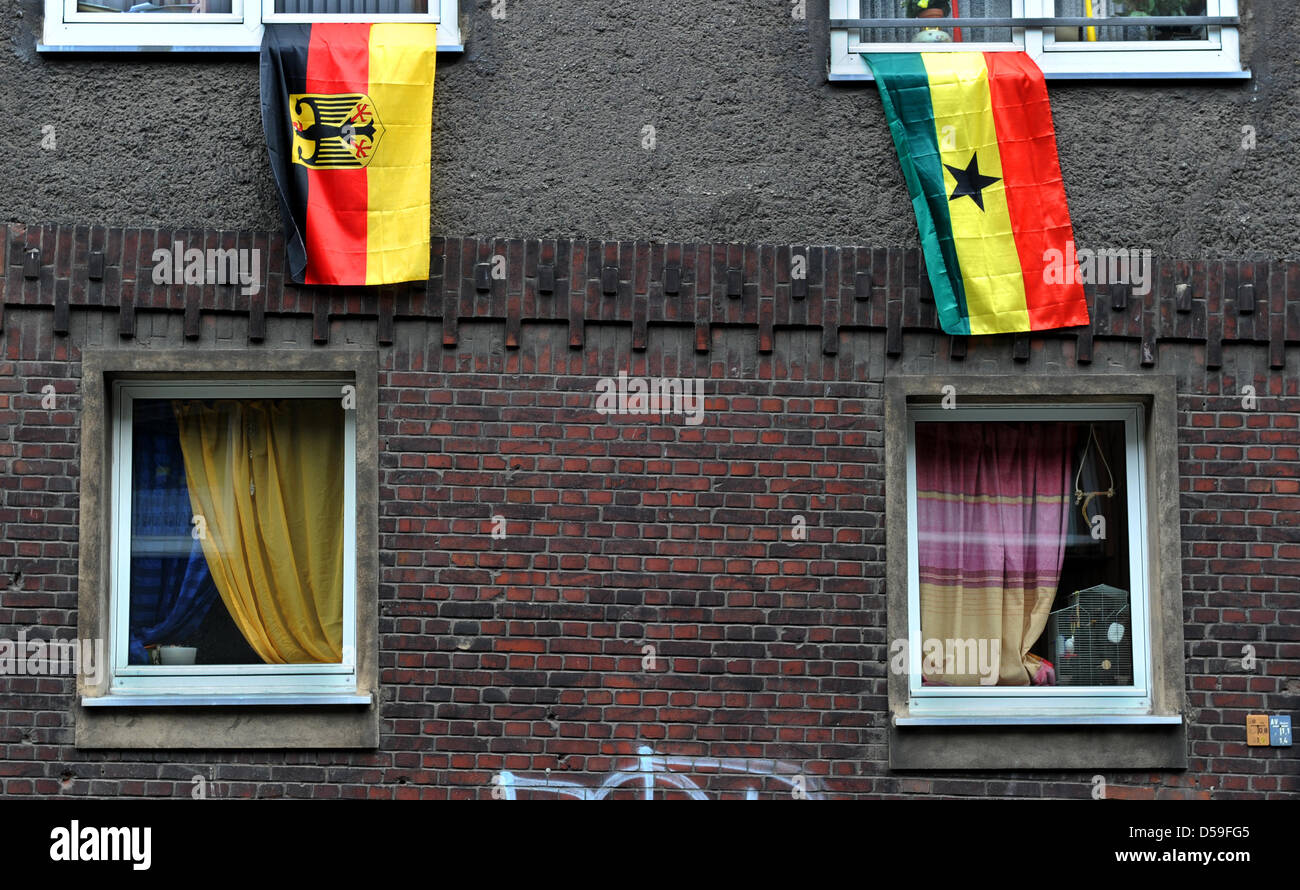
75 348 380 749
884 373 1188 770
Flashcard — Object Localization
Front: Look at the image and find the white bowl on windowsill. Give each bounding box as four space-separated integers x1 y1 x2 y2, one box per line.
158 646 197 665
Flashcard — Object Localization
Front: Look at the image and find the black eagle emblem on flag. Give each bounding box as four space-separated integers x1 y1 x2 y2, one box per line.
289 93 384 170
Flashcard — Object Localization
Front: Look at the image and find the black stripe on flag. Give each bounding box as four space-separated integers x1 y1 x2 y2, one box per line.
260 24 313 286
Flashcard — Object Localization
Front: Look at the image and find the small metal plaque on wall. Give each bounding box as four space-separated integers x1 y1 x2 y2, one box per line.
1246 714 1270 747
1269 716 1293 747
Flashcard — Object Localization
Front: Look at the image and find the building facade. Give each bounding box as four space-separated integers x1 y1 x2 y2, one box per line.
0 1 1295 798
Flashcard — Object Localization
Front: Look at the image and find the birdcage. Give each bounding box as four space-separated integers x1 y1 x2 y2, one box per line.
1046 584 1132 686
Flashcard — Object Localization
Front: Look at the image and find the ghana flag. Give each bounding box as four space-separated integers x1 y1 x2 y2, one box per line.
866 52 1089 336
261 24 437 286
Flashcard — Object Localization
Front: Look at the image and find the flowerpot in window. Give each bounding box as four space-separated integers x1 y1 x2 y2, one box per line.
914 28 954 43
908 0 954 43
158 645 197 665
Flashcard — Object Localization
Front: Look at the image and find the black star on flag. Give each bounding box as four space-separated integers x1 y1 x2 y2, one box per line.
944 152 1002 212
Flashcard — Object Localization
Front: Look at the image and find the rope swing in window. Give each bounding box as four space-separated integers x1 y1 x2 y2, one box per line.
1073 423 1115 537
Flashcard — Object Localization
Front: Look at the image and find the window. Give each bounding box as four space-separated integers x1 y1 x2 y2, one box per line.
904 403 1152 715
40 0 462 52
76 350 379 749
108 381 358 697
883 376 1187 770
830 0 1246 80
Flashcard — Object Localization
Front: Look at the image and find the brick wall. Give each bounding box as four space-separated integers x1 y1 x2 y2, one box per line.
0 224 1296 799
1179 387 1299 798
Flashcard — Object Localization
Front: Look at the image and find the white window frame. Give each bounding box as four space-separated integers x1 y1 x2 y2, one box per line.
40 0 462 53
830 0 1246 80
106 379 358 697
904 402 1153 717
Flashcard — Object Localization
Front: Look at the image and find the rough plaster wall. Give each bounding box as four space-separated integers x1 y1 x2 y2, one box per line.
2 1 1296 258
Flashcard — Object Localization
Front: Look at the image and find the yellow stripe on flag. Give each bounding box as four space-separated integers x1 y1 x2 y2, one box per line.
921 53 1029 335
365 24 437 286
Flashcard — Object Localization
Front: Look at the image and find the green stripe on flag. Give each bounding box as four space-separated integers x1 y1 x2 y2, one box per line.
865 54 969 335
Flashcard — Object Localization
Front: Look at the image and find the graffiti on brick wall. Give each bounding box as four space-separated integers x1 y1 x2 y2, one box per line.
494 745 823 800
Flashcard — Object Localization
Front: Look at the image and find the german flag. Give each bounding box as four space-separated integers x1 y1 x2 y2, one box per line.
866 52 1089 336
261 24 437 286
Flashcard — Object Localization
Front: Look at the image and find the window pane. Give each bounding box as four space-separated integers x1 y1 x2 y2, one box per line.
1053 0 1208 43
855 0 1014 46
128 398 345 667
76 0 236 14
914 419 1133 688
274 0 429 12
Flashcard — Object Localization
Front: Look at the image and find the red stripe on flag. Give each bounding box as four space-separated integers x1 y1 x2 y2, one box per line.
304 23 371 286
984 52 1089 331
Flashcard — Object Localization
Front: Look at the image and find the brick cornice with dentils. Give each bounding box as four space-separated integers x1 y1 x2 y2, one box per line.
2 222 1295 370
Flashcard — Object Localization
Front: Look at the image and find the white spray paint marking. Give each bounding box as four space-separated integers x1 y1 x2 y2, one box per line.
496 745 822 800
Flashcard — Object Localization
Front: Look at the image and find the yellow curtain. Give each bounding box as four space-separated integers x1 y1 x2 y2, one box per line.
174 399 345 664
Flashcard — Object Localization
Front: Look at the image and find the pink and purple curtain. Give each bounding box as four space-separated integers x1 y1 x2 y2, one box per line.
914 421 1075 685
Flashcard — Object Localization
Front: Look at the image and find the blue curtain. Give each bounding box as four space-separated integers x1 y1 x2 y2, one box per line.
128 401 219 665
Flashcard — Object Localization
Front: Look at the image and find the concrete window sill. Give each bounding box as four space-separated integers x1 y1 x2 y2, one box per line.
81 694 373 708
894 714 1182 727
889 720 1188 770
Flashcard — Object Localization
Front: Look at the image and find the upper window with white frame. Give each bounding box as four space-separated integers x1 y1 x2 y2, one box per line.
41 0 461 52
830 0 1246 80
105 379 359 699
903 402 1153 716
